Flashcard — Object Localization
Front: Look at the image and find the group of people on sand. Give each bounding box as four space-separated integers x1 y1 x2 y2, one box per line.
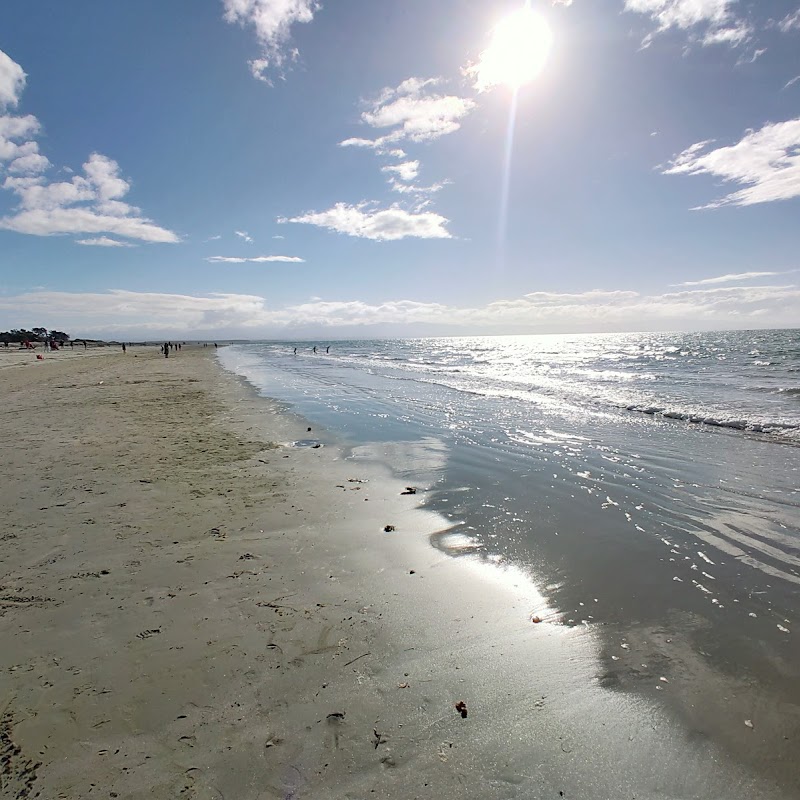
161 341 183 357
160 342 217 357
15 339 86 351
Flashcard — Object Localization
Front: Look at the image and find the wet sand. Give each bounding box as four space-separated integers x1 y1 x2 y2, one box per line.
0 347 793 799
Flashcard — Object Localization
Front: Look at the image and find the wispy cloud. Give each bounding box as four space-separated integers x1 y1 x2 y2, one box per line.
76 236 137 247
673 270 793 286
388 179 447 195
205 255 304 262
664 117 800 207
340 78 476 148
281 202 451 241
221 0 320 83
235 229 253 243
335 79 463 221
784 75 800 90
701 19 752 46
737 46 766 65
624 0 749 48
778 8 800 32
2 284 797 336
204 234 223 242
0 49 178 244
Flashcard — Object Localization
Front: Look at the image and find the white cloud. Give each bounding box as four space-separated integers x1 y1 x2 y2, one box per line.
204 234 223 241
2 205 180 242
779 8 800 32
84 152 130 202
381 160 420 182
1 284 797 337
0 113 39 139
624 0 748 47
206 255 304 262
737 46 766 65
341 78 476 147
339 137 386 150
0 119 46 174
1 153 179 242
702 20 752 46
235 229 254 243
673 270 791 286
222 0 320 82
664 118 800 207
0 51 177 244
389 179 447 195
8 146 50 175
248 57 272 83
76 236 137 247
0 49 26 108
784 75 800 90
625 0 733 29
272 234 285 239
0 289 273 334
281 202 452 241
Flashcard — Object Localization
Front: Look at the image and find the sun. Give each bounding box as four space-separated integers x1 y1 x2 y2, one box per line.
472 5 554 91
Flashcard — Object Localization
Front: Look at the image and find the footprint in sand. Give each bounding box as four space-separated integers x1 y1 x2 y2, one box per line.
0 712 41 799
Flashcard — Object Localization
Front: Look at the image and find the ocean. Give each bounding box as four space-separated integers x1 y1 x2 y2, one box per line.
218 329 800 719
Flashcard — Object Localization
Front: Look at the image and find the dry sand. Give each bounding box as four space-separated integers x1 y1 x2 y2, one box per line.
0 347 792 799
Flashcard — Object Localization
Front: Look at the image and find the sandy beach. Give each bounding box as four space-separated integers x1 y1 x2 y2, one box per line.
0 346 794 799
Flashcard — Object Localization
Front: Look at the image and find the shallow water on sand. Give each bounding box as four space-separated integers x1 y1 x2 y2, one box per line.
219 333 800 770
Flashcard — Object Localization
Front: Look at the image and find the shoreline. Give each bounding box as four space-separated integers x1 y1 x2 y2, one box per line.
0 347 791 798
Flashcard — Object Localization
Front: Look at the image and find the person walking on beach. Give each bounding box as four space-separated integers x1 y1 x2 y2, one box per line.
122 342 126 354
164 341 169 358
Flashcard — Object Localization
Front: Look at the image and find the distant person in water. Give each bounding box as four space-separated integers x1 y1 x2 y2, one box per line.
326 346 330 354
214 343 217 349
293 347 297 355
313 346 317 354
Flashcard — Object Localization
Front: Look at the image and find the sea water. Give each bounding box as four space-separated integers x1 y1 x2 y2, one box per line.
218 330 800 665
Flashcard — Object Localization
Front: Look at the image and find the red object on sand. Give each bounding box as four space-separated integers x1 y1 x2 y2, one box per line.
36 354 43 360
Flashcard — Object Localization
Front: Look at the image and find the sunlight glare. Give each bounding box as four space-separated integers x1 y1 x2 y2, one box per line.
474 6 553 92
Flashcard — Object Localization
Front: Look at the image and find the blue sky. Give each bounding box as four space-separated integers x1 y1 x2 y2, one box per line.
1 0 799 338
